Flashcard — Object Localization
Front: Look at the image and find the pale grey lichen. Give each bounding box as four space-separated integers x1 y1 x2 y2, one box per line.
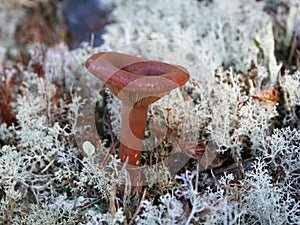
207 69 278 155
85 207 125 225
14 78 69 172
258 127 300 193
0 145 25 222
12 204 77 225
136 192 185 225
281 70 300 107
75 154 130 198
239 159 300 224
143 163 173 189
0 0 299 224
280 70 300 127
102 0 273 74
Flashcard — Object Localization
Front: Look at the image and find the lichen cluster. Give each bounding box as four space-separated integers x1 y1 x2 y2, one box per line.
0 0 299 224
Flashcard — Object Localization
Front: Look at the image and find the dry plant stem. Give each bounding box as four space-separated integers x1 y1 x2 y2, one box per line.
129 189 147 225
120 103 148 165
288 33 297 65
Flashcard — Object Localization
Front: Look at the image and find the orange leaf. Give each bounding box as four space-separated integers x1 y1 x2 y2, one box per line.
252 86 279 106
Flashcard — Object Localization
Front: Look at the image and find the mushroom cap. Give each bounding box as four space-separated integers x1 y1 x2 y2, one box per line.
85 52 190 106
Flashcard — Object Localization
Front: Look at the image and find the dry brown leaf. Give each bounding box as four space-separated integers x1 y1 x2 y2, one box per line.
252 86 279 106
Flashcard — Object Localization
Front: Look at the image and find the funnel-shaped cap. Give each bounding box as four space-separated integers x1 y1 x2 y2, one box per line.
86 52 189 106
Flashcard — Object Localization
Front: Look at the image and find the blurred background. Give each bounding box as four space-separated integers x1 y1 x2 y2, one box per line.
2 0 111 52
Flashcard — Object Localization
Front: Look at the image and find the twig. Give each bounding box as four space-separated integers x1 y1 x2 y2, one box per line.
41 158 56 173
288 32 297 65
106 113 116 154
203 158 256 188
278 70 292 114
72 189 78 210
110 177 117 220
30 186 40 207
76 198 102 211
129 189 147 225
210 168 220 187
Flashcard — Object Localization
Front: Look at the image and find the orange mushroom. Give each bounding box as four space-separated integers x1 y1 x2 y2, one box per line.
85 52 189 166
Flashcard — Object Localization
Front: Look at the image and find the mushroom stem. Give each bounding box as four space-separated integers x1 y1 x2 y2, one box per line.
120 103 148 165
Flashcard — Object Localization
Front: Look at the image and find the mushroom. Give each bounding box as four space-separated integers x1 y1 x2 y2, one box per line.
85 52 189 166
